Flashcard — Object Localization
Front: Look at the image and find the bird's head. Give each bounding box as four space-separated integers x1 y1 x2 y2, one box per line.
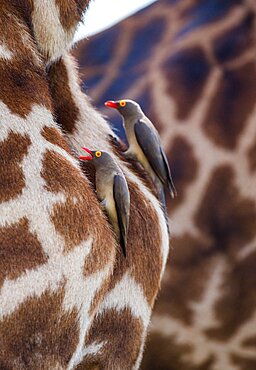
79 148 109 168
105 99 142 118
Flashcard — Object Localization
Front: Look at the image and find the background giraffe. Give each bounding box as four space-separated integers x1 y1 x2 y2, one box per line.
74 0 256 368
0 1 169 369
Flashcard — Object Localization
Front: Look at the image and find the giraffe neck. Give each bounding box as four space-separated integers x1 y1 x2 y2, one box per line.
31 0 90 63
0 2 170 369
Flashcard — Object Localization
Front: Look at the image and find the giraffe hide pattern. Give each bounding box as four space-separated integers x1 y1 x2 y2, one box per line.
0 1 169 369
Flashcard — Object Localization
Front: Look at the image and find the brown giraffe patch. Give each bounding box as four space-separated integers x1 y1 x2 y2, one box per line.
242 336 256 348
11 0 33 28
203 62 256 149
157 234 213 324
55 0 90 30
0 288 79 369
41 126 71 153
171 233 212 268
41 150 85 195
231 354 256 370
41 150 115 268
166 136 199 211
48 57 79 134
76 364 100 370
0 3 52 116
80 161 97 191
247 136 256 172
141 332 214 370
51 195 115 262
0 132 31 203
195 165 256 257
51 196 95 252
163 47 211 120
0 218 47 287
206 251 256 340
83 309 143 370
128 182 163 304
0 38 52 118
213 12 255 64
83 219 116 277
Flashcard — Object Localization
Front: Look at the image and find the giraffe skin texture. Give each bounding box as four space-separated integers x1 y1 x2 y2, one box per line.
74 0 256 369
0 1 169 369
47 53 169 370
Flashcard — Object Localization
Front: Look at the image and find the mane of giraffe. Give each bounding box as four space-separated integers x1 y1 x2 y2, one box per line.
0 1 170 369
74 0 256 369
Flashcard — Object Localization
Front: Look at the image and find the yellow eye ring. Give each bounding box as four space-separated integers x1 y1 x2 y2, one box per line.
120 100 126 107
95 151 102 158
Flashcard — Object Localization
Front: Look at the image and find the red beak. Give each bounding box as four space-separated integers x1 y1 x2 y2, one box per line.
105 100 118 109
79 147 93 161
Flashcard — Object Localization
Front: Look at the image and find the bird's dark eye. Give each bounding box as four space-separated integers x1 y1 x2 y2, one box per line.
95 151 102 158
120 100 126 107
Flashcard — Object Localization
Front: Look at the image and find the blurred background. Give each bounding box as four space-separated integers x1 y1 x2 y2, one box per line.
73 0 256 369
75 0 157 39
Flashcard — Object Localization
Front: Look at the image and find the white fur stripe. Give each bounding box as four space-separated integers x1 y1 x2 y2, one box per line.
133 329 147 370
98 272 151 328
32 1 76 63
0 44 13 60
0 241 92 319
69 341 105 370
67 265 111 370
81 342 105 357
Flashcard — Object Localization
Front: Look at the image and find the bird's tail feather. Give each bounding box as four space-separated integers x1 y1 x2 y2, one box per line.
158 187 170 235
168 179 177 199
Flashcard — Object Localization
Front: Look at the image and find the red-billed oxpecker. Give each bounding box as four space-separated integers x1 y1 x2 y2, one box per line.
105 100 177 211
80 148 130 257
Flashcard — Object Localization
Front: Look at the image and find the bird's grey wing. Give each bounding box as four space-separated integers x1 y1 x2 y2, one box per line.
113 174 130 257
135 120 177 197
160 146 177 198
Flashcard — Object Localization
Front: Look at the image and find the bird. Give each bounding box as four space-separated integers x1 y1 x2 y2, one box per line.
104 99 177 204
80 148 130 257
